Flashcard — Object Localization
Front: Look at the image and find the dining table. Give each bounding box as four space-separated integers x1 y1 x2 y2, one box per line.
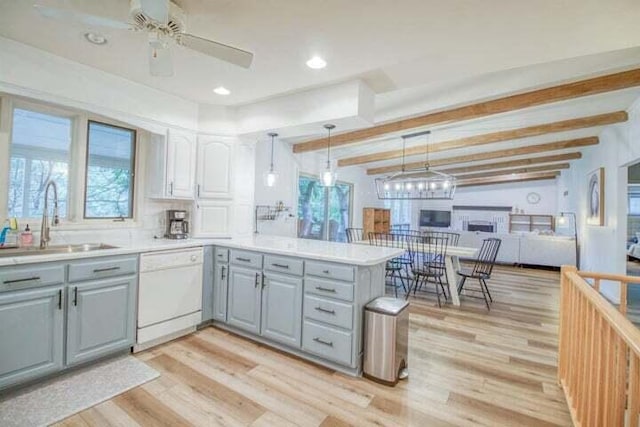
354 240 478 306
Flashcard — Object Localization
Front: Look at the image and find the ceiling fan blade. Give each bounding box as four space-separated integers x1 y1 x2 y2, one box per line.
139 0 169 24
179 33 253 68
34 4 132 30
148 43 173 77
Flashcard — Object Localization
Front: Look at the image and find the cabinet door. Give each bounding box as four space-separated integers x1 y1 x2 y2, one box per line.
192 201 232 238
261 273 302 348
0 286 64 390
227 267 261 334
197 137 233 199
213 262 229 322
66 276 136 366
166 129 196 199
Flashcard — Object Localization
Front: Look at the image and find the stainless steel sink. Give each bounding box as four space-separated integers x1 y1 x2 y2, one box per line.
0 243 119 258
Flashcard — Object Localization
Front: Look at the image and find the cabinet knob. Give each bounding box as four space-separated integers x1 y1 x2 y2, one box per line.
190 255 197 262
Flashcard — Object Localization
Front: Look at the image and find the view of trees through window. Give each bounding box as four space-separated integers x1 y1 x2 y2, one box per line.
8 108 70 218
297 175 352 242
84 121 135 218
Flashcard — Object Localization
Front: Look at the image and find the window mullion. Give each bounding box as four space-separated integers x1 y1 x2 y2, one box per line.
22 159 32 218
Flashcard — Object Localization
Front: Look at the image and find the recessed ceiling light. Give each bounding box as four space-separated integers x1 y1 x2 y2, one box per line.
306 56 327 69
213 86 231 95
84 32 107 45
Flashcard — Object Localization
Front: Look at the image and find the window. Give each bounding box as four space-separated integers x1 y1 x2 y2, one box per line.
8 108 71 218
384 199 412 227
297 174 353 242
629 185 640 215
84 121 136 218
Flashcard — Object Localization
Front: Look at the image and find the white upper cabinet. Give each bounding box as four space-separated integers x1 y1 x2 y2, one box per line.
145 129 196 200
196 137 234 200
166 130 196 199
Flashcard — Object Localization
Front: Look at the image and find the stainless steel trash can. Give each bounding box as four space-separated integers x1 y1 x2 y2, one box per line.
363 297 409 385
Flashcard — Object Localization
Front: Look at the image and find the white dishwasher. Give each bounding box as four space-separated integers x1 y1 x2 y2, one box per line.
135 247 203 351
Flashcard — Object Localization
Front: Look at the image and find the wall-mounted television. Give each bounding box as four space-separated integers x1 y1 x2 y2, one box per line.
419 210 451 228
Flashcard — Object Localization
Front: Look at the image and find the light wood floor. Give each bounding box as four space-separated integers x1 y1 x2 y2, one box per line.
56 265 571 426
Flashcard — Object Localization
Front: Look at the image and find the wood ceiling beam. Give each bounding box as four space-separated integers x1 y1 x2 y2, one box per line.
439 152 581 175
366 136 597 175
337 111 626 167
457 171 561 188
293 68 640 153
454 163 569 181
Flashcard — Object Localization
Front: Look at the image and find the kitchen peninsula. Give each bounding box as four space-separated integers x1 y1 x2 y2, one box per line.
0 235 403 391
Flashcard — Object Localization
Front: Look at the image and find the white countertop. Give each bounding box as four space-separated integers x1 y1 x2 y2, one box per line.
0 235 404 267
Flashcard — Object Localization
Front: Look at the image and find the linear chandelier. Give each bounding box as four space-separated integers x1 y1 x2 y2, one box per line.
375 130 456 200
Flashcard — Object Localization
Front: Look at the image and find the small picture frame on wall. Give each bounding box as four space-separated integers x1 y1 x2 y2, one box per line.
586 168 605 226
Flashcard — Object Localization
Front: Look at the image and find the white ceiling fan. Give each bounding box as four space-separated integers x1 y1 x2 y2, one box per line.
34 0 254 77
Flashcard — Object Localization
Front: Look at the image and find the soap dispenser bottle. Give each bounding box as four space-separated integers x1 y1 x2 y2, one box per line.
20 225 33 248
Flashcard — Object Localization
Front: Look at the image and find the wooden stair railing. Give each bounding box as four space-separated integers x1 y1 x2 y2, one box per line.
559 265 640 426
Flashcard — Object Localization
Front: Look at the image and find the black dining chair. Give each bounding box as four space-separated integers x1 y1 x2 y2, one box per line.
425 230 460 246
346 228 363 243
407 235 449 307
369 232 409 297
457 238 502 310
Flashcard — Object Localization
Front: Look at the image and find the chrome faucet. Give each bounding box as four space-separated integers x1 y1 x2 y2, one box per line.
40 180 60 249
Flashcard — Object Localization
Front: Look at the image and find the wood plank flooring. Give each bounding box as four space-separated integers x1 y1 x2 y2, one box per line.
56 265 571 426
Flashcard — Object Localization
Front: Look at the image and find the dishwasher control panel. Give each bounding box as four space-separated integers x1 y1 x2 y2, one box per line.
140 247 203 272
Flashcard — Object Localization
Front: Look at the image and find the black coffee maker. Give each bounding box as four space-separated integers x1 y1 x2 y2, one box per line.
165 210 189 239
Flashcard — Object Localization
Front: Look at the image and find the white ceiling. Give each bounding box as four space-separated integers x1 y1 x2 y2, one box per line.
1 0 639 106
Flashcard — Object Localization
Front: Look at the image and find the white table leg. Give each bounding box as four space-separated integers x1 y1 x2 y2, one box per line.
445 255 460 306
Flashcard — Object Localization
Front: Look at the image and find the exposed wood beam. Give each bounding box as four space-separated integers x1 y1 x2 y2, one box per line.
440 152 581 174
337 111 626 166
454 163 569 181
366 136 597 175
293 68 640 153
457 171 561 188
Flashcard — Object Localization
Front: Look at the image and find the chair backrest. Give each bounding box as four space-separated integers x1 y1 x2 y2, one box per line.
472 238 502 277
407 235 448 270
425 230 460 246
369 232 410 249
346 228 363 243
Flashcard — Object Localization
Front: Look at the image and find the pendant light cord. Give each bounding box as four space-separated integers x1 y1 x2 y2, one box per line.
424 130 431 170
401 136 407 173
326 127 331 168
270 135 275 171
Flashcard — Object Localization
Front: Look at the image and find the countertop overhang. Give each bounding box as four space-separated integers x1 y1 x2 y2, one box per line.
0 235 405 267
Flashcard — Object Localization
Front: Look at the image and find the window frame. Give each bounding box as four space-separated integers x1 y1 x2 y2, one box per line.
83 119 137 220
1 94 142 228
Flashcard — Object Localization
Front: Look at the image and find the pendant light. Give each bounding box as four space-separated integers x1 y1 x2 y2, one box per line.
375 130 456 200
319 124 337 187
263 132 279 187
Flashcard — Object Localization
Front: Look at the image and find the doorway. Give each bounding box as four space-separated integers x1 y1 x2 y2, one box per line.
626 162 640 323
297 174 353 242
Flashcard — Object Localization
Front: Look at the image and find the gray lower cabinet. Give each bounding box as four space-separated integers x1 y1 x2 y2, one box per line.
261 272 302 347
201 246 214 322
213 262 229 322
0 286 64 390
227 266 262 335
66 276 136 366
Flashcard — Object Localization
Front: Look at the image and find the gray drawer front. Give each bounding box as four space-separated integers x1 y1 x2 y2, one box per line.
304 277 354 302
306 261 355 282
304 295 353 330
302 320 352 366
0 264 65 292
230 250 262 269
215 247 229 263
68 257 137 282
264 255 303 276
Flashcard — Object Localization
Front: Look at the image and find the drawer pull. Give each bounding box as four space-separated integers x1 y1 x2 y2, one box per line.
271 263 289 269
236 257 251 262
313 337 334 347
93 266 120 273
315 286 336 293
3 276 40 285
322 269 331 274
217 253 224 258
315 306 336 315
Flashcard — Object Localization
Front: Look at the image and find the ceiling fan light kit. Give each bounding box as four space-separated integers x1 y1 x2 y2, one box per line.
375 130 457 200
35 0 254 77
